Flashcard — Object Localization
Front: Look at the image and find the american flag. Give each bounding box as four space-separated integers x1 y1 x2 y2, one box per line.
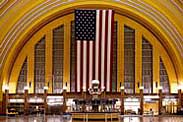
75 9 114 92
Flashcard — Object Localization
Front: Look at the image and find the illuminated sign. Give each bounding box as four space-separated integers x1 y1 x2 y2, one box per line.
9 99 24 103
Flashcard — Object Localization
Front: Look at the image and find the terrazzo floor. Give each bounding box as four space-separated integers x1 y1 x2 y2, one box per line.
0 115 183 122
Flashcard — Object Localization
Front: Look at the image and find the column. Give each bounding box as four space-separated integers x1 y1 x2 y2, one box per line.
46 31 53 93
117 20 124 92
24 86 29 115
27 46 34 93
82 86 86 99
158 86 163 115
178 87 182 112
63 21 71 92
82 87 86 112
120 86 125 115
153 44 159 93
101 87 106 112
44 86 48 114
140 86 144 115
63 87 67 113
5 87 9 115
135 31 142 93
0 92 4 115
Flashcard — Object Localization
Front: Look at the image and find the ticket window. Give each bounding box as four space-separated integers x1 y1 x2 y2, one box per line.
143 95 159 115
124 98 140 114
162 98 177 114
144 100 159 115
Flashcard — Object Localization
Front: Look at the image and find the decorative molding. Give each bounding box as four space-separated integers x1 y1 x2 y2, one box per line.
0 0 8 8
170 0 183 14
117 0 183 56
0 0 73 68
0 0 18 17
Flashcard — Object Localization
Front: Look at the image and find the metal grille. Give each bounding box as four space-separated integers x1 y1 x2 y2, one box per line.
142 38 153 94
112 21 117 92
70 21 76 92
124 26 135 94
16 58 27 93
34 37 45 93
160 58 170 93
53 25 64 93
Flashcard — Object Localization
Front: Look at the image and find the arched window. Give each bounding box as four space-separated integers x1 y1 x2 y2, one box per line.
34 37 45 93
52 25 64 93
124 26 135 94
142 38 153 94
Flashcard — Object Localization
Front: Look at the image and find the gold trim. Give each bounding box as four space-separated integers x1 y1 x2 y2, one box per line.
116 15 124 92
135 30 142 93
46 30 53 93
153 43 160 93
27 45 34 93
9 51 27 93
63 15 72 92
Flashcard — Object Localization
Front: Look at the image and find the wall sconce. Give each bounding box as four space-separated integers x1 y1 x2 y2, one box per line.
120 86 124 90
24 86 29 91
158 86 163 90
63 86 67 91
139 86 144 90
44 86 48 90
177 84 182 90
4 85 9 91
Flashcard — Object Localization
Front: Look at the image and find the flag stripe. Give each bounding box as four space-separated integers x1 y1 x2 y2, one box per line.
80 42 83 92
76 41 81 92
104 10 109 90
98 10 103 88
75 41 77 92
95 10 100 80
87 42 89 90
110 10 114 92
83 41 87 91
89 41 93 88
92 39 95 86
106 10 112 92
101 10 106 89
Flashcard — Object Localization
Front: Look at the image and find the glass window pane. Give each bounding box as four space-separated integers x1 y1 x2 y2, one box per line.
53 25 64 93
142 38 153 94
34 37 45 93
124 26 135 94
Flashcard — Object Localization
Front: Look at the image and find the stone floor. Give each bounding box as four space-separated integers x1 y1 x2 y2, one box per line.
0 115 183 122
